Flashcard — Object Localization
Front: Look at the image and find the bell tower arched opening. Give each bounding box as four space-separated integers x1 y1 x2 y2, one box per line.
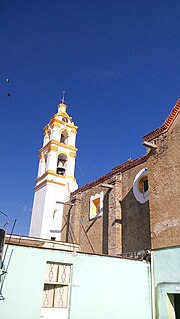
56 153 67 176
60 131 68 144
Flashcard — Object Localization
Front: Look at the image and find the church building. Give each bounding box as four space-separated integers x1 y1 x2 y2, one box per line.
29 98 180 258
1 97 180 319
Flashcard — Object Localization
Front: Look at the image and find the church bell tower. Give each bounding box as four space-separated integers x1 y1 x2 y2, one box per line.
29 99 78 240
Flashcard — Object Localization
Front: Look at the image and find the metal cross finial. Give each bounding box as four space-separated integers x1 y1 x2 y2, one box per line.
62 90 65 104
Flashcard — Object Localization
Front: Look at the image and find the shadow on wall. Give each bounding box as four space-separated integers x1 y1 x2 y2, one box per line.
120 188 151 253
61 187 151 255
102 189 111 254
61 189 111 255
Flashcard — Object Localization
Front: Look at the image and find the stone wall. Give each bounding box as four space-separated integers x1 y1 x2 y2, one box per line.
61 160 151 255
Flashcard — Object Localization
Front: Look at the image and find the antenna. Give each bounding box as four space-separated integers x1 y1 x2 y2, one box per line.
0 210 9 228
0 219 16 300
1 219 16 269
62 90 66 104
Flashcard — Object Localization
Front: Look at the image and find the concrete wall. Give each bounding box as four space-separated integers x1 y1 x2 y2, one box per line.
147 113 180 249
0 244 151 319
152 246 180 319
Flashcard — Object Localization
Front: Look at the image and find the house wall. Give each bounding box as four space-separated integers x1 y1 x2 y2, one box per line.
152 246 180 319
61 161 150 256
0 243 151 319
147 114 180 249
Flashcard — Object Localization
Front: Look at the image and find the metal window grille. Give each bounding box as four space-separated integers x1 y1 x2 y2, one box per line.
42 263 71 308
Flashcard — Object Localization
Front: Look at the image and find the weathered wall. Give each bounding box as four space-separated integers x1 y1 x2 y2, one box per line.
61 161 151 255
0 243 152 319
61 175 120 255
147 114 180 249
121 163 151 253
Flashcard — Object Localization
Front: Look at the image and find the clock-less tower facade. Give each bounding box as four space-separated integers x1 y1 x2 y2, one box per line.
29 101 78 240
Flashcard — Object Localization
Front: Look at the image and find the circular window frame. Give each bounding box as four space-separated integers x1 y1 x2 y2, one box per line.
133 168 149 204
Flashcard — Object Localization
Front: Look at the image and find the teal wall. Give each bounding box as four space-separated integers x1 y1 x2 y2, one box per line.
0 244 151 319
152 246 180 319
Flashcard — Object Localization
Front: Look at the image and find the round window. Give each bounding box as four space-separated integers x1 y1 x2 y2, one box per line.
133 168 149 203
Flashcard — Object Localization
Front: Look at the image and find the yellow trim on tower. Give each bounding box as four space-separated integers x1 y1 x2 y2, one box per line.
49 145 58 152
59 142 77 151
67 122 78 130
70 152 76 158
39 140 78 153
35 170 75 183
57 111 71 120
71 128 77 133
49 117 78 130
34 179 66 191
50 121 61 128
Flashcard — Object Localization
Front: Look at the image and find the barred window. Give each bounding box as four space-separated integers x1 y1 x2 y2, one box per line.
42 263 71 308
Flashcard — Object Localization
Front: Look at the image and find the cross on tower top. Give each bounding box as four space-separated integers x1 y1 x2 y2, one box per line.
61 90 66 104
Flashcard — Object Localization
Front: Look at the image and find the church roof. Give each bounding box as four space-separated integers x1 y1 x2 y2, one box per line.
143 98 180 141
73 155 147 194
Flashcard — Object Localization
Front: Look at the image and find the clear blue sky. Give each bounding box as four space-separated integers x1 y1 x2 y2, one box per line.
0 0 180 235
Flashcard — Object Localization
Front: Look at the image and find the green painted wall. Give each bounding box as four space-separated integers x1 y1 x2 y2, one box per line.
152 246 180 319
0 244 151 319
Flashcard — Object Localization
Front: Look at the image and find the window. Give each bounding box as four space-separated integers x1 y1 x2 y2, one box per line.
143 179 148 192
90 192 103 220
138 176 148 193
42 263 71 308
62 117 68 123
133 168 149 204
60 131 68 144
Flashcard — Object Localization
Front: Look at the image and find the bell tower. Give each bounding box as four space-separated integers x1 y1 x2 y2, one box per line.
29 99 78 240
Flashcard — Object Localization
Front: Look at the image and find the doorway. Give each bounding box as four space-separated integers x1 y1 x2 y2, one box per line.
174 294 180 319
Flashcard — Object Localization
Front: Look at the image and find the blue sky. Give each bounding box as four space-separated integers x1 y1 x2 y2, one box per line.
0 0 180 235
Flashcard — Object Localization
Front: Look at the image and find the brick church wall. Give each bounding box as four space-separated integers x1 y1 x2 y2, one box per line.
147 114 180 249
61 160 151 255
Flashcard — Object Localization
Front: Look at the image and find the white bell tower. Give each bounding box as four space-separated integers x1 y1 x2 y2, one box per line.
29 99 78 240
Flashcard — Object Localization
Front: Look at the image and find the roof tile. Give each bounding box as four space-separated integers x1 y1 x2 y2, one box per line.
143 98 180 141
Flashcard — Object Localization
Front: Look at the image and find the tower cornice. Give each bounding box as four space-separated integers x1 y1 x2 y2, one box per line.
35 170 76 183
34 179 66 191
49 115 78 131
39 140 78 154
